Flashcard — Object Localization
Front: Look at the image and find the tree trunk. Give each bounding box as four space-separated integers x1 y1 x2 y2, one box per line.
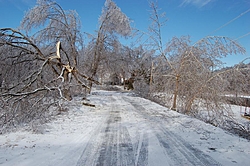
88 32 104 93
172 75 179 111
149 62 153 93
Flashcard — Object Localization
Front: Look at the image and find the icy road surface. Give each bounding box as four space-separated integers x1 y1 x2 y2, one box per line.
1 90 250 166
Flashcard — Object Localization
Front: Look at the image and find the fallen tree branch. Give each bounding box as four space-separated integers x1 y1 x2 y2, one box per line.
82 102 95 107
76 70 101 85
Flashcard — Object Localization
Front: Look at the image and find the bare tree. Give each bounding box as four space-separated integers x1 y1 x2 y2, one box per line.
87 0 132 92
148 1 167 57
19 0 83 67
0 0 99 133
224 62 250 97
17 0 94 97
139 1 250 134
159 36 245 114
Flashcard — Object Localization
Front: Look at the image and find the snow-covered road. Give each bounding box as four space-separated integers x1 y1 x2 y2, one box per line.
0 90 250 165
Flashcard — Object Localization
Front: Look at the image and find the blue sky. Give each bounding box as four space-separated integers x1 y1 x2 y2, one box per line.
0 0 249 67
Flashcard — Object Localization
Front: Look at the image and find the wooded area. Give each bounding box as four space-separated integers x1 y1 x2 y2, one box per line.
0 0 249 138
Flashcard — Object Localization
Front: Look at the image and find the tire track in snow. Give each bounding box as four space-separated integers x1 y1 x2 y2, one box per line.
77 99 147 166
76 110 109 166
97 110 121 166
123 96 221 166
119 126 135 165
136 132 148 166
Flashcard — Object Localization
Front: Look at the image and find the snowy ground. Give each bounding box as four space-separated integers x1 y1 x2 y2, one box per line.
0 89 250 166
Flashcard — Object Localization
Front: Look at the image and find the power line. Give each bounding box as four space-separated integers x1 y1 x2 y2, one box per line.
235 32 250 40
209 8 250 35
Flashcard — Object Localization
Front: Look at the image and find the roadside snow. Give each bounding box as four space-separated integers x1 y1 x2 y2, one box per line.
0 89 249 166
0 95 109 166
